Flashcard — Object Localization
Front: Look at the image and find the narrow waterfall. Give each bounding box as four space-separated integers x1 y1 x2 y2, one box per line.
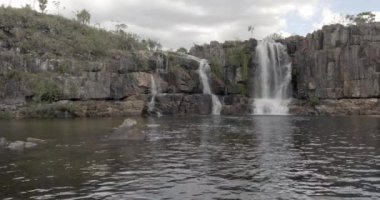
148 74 162 117
198 59 222 115
253 39 292 115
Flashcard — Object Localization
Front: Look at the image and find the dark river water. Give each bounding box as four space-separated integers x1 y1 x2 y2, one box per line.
0 116 379 200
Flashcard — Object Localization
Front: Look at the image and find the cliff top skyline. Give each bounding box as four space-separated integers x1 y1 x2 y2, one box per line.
1 0 379 49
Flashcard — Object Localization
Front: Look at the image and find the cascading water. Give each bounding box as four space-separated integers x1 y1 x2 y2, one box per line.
198 59 222 115
184 54 222 115
148 74 162 117
253 39 292 115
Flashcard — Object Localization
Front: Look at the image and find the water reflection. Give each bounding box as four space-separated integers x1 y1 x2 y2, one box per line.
0 116 379 199
253 116 306 199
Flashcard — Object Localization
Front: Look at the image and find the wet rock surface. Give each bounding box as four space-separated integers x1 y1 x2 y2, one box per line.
110 118 146 141
1 137 46 151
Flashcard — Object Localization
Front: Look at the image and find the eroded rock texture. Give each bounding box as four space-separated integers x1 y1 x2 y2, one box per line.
286 23 380 99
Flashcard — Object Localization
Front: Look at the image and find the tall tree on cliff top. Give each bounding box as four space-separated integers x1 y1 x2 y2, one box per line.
248 25 254 37
53 0 60 15
76 9 91 25
346 11 376 25
38 0 47 13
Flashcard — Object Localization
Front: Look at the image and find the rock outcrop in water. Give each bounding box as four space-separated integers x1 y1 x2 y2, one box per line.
0 137 46 151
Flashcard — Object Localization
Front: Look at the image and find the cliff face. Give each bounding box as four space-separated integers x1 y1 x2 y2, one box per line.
286 23 380 100
0 7 222 118
189 39 257 97
0 7 379 118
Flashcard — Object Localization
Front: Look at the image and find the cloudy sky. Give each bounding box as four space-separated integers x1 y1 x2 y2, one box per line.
1 0 380 49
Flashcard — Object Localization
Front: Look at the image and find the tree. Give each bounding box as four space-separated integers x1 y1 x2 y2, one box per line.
248 25 254 37
176 47 188 54
145 39 162 51
38 0 47 13
76 9 91 24
265 33 284 40
115 23 128 34
52 0 60 15
346 11 376 25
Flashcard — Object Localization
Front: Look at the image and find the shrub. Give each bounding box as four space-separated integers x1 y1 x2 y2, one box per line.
0 111 11 120
309 96 320 107
24 103 79 118
210 59 224 80
33 80 62 103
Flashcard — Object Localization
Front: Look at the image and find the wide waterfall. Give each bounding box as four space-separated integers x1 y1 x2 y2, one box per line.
198 59 222 115
253 39 292 115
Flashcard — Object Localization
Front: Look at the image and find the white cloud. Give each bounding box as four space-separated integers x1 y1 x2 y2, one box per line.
313 8 349 29
375 12 380 21
1 0 323 48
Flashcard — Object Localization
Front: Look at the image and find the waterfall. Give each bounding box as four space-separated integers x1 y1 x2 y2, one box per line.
148 74 162 117
198 59 222 115
253 39 292 115
175 53 222 115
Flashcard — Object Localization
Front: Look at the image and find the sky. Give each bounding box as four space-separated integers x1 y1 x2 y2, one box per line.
1 0 380 49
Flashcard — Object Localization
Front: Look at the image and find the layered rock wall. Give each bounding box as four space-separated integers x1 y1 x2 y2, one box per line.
286 23 380 99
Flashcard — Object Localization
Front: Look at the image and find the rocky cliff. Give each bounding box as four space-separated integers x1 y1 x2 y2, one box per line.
0 7 224 118
285 23 380 100
0 7 379 118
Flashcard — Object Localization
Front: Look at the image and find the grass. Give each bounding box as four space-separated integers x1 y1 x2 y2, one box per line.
23 103 80 118
0 6 149 60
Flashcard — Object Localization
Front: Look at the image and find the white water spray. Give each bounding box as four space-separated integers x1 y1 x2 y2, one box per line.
198 59 222 115
253 39 292 115
148 74 162 117
184 55 222 115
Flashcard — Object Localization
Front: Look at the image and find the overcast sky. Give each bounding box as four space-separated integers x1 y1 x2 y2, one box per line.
1 0 380 49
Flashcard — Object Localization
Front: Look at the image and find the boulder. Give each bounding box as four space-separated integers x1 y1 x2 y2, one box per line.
110 118 146 141
155 94 184 115
0 137 8 148
119 118 137 128
7 141 25 151
154 94 213 115
24 142 37 148
26 137 46 144
179 94 213 115
221 95 251 115
170 67 201 93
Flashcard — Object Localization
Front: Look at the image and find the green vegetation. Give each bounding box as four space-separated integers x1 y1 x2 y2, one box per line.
238 84 248 96
225 46 251 81
38 0 48 13
346 11 376 25
265 33 284 40
0 6 153 59
0 111 11 120
142 39 162 51
23 103 79 118
75 9 91 25
176 47 188 54
32 80 62 103
210 59 224 80
248 25 254 37
309 96 320 107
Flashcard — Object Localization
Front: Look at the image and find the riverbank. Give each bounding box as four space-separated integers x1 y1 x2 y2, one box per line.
1 97 379 119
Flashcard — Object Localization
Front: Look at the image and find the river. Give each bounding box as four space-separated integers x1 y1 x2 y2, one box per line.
0 116 379 199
